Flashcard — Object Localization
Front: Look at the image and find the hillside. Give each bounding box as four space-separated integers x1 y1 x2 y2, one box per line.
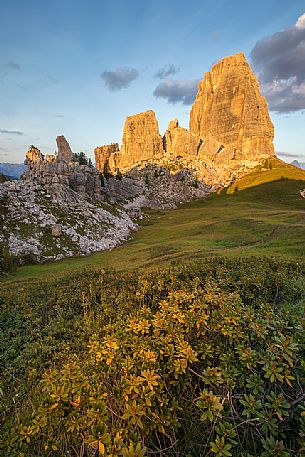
2 162 305 456
4 158 305 283
227 158 305 192
2 139 305 457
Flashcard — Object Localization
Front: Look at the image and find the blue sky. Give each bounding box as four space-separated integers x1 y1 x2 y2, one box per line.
0 0 304 163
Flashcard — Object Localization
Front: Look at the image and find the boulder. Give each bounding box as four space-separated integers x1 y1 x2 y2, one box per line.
51 225 62 237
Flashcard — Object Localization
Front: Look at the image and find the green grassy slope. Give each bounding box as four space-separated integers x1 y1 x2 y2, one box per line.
2 159 305 284
227 157 305 192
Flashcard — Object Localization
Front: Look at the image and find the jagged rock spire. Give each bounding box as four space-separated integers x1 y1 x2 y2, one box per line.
56 135 73 162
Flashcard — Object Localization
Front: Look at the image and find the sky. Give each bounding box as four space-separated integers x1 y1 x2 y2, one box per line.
0 0 304 164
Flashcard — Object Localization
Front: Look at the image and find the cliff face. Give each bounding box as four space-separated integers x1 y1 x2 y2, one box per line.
94 143 120 174
163 119 199 157
119 110 164 169
94 111 164 174
95 53 275 186
190 52 274 168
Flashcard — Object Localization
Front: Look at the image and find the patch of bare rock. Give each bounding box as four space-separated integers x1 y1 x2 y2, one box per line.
0 178 136 262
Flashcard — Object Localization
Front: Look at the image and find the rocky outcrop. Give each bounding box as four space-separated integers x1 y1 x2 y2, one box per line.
95 111 164 174
94 143 120 174
45 154 56 163
103 164 210 210
0 179 136 264
190 53 274 177
56 135 73 162
23 137 102 201
163 118 199 157
0 135 140 266
25 146 43 164
119 110 164 170
23 161 102 200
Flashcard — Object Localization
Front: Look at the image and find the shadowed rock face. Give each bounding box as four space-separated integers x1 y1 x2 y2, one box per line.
56 135 73 162
190 52 275 165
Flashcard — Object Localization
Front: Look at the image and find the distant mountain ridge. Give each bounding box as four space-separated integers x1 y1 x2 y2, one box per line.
291 160 305 170
0 163 25 179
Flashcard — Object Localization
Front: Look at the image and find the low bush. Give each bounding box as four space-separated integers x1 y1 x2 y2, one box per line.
1 257 305 456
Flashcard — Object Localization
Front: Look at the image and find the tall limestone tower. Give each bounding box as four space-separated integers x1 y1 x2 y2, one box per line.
190 52 274 167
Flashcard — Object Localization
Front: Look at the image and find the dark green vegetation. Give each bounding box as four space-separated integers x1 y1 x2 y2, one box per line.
1 258 305 456
4 159 305 283
73 151 93 167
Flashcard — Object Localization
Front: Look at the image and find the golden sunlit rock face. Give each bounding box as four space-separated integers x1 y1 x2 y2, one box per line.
119 110 164 167
190 52 275 168
94 143 120 174
95 53 275 186
25 145 44 164
163 118 199 157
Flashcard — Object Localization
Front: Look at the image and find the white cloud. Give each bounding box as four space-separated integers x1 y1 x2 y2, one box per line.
295 12 305 30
